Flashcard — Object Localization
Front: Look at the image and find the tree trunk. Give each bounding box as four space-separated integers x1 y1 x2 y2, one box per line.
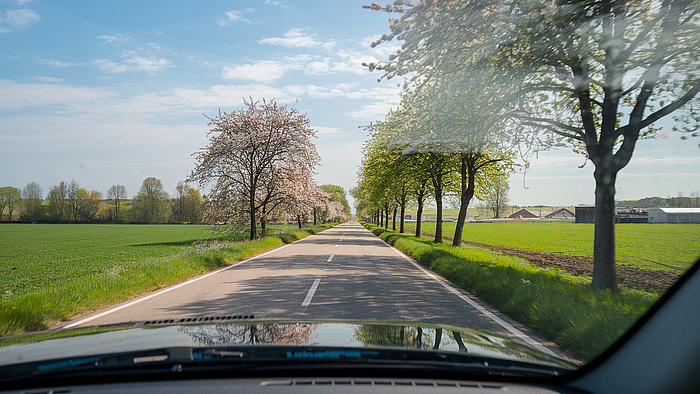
379 208 384 227
433 173 443 243
384 204 389 229
415 198 423 237
392 207 397 231
249 197 257 240
313 207 317 225
260 218 267 237
453 331 468 353
399 204 405 233
297 214 302 229
433 328 442 350
591 165 617 290
453 154 476 247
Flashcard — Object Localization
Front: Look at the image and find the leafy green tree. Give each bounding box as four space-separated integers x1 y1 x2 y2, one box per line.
75 188 102 223
21 182 43 222
479 170 511 218
66 179 80 222
47 181 69 222
320 185 350 216
366 0 700 289
107 184 128 223
5 187 21 221
500 0 700 289
0 186 21 221
171 182 204 223
134 177 169 223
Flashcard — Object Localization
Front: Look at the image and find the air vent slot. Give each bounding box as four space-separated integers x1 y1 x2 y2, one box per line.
260 379 503 388
141 315 254 326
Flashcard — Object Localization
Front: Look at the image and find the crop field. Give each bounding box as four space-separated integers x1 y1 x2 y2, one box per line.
0 223 334 335
403 221 700 272
0 224 297 298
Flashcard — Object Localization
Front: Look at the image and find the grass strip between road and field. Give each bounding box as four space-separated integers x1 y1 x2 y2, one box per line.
0 223 337 337
361 222 658 362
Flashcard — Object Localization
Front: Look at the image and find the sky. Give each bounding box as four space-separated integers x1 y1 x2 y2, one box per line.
1 0 699 210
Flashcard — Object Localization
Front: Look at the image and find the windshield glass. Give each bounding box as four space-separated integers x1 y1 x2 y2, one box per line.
1 0 698 380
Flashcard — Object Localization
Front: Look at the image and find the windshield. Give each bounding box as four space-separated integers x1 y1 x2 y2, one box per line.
1 0 698 383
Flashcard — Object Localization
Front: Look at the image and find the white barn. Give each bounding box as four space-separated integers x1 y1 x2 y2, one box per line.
646 208 700 223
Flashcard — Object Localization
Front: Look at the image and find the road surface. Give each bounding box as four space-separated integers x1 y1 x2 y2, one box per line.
57 221 558 356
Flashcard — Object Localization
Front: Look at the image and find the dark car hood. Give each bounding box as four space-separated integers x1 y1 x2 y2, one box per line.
0 320 577 370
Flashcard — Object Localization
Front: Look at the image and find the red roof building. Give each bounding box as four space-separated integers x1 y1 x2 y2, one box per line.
545 208 575 219
507 209 538 219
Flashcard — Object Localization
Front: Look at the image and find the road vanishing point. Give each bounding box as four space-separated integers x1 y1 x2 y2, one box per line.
58 221 559 357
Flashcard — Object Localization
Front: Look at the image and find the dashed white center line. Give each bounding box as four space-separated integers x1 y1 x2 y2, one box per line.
301 278 321 306
335 244 339 247
327 254 334 262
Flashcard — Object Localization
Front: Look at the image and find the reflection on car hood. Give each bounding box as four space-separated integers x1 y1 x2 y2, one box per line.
0 320 575 369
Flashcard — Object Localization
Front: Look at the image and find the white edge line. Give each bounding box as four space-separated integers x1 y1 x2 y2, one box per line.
378 237 558 358
63 236 309 329
301 278 321 306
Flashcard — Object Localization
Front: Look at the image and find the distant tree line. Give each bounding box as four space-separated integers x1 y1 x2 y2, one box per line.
0 175 351 227
617 193 700 209
0 177 204 224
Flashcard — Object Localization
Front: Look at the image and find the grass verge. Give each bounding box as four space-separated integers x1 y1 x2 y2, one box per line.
362 222 658 362
402 221 699 272
0 223 336 337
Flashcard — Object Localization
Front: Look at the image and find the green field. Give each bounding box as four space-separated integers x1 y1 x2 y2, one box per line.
0 224 292 298
0 223 335 335
403 221 700 271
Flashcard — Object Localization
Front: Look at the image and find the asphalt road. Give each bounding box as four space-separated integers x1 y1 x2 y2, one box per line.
58 221 558 356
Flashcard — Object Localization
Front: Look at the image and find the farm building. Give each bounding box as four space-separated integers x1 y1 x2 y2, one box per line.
575 206 595 223
576 206 650 223
646 208 700 223
545 208 575 219
507 209 538 219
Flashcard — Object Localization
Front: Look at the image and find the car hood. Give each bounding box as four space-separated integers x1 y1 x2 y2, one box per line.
0 319 576 369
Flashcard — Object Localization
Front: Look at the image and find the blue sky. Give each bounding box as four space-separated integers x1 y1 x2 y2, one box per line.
1 0 698 208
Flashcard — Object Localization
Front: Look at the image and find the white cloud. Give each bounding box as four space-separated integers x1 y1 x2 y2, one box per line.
628 156 700 166
258 27 335 50
0 79 114 110
221 50 388 83
97 33 131 45
313 126 345 137
94 50 172 73
264 0 292 10
0 8 40 32
130 84 295 112
221 60 290 83
37 58 82 68
217 9 254 26
344 102 397 121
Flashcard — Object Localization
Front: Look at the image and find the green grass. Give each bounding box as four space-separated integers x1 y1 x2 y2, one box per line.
363 222 658 362
0 224 314 298
402 221 700 271
0 223 336 336
0 224 218 298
